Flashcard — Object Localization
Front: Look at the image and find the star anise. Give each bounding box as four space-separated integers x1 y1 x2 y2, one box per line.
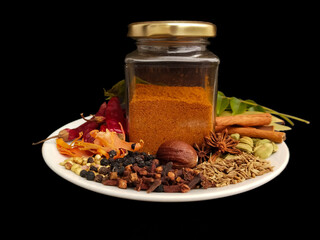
204 128 241 161
194 143 210 163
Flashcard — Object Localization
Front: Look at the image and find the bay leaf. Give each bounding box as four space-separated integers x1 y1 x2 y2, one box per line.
216 91 230 116
230 97 247 115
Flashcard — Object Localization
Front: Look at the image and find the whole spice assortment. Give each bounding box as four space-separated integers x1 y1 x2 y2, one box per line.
49 99 287 194
30 84 306 199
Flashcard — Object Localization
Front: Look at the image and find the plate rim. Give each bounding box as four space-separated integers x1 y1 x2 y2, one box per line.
41 118 290 202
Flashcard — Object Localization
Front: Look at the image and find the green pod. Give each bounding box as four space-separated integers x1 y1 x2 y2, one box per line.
254 143 274 159
236 142 253 153
255 139 271 147
239 137 254 148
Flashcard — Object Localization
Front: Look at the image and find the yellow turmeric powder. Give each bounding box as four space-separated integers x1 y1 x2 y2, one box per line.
128 84 214 154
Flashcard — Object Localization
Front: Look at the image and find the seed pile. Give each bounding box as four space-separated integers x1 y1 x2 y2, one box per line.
195 152 274 187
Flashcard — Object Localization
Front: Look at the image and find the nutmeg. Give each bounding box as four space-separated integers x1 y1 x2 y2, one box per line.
156 140 198 169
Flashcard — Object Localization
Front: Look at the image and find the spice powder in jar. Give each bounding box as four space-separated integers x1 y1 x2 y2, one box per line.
125 21 220 154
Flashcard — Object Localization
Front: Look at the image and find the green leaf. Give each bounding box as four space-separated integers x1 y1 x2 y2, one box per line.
216 91 230 116
230 97 247 115
245 99 266 112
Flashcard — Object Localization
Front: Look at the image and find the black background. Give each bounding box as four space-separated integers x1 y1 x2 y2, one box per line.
27 3 317 235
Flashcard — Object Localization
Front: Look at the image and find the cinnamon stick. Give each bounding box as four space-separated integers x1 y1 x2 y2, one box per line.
216 113 272 127
225 127 286 143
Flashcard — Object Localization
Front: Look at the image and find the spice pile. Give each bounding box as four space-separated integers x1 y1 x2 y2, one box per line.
195 152 273 187
60 151 203 193
58 127 280 193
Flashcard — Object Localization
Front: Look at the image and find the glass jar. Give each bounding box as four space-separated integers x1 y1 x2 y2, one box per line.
125 21 220 154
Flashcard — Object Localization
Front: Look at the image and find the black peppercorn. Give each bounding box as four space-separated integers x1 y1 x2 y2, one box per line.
145 160 152 166
87 157 94 163
86 171 95 181
100 158 109 166
80 170 88 178
123 159 132 166
134 155 144 162
108 150 117 158
138 161 145 168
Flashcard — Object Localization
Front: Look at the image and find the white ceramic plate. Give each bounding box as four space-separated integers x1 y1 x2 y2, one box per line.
42 118 290 202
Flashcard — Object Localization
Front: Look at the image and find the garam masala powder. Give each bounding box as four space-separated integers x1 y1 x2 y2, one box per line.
129 83 214 154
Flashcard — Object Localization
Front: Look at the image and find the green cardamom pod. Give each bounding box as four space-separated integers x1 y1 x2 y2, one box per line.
239 136 254 148
255 139 271 147
230 133 240 140
254 143 274 159
236 142 253 153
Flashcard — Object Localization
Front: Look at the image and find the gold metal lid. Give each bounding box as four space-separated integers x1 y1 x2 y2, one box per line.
127 21 216 38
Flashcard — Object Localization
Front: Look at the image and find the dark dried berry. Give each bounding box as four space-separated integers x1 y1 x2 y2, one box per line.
138 162 145 168
86 171 95 181
134 155 144 162
100 158 109 166
145 160 152 166
127 157 135 164
123 159 132 166
108 150 117 158
111 161 119 169
80 170 88 178
117 158 124 164
90 165 98 172
147 154 156 160
87 157 94 163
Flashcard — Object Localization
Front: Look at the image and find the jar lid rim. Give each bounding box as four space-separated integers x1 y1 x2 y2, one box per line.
127 21 217 38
